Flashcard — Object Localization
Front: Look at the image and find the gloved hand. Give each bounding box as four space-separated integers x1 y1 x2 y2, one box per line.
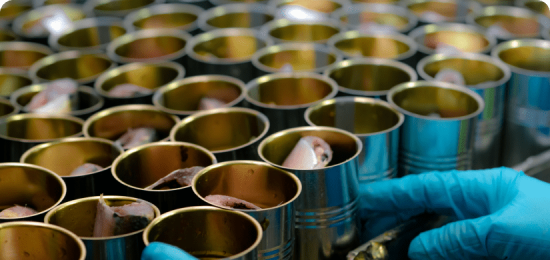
359 167 550 260
141 242 198 260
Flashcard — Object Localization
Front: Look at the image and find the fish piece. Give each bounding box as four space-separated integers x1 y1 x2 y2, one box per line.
145 166 204 190
93 195 155 237
25 78 78 113
198 97 225 110
107 83 153 98
205 195 261 210
282 136 333 169
70 163 104 176
434 68 465 86
419 11 448 23
115 127 157 150
0 205 38 218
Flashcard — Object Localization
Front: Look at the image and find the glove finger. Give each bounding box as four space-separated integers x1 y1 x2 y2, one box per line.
360 167 522 219
141 242 198 260
408 216 493 260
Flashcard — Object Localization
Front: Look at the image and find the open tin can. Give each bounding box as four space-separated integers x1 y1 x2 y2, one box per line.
123 3 204 35
0 41 52 71
261 18 342 44
332 3 418 34
83 0 165 18
268 0 349 14
198 3 276 32
48 17 127 52
0 98 19 121
0 68 34 98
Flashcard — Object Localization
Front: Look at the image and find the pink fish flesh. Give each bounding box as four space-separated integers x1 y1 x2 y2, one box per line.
115 127 157 150
107 84 153 98
70 163 104 176
205 195 261 210
0 205 38 218
198 97 226 110
25 78 78 112
282 136 333 169
145 166 204 190
93 195 155 237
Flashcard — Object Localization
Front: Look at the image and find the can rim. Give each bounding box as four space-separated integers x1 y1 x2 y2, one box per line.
0 113 84 143
83 0 165 17
12 4 86 39
0 41 53 70
48 16 125 52
123 3 204 33
260 18 343 44
0 97 20 120
401 0 476 23
198 3 276 32
268 0 351 14
491 38 550 77
465 5 542 40
331 3 418 33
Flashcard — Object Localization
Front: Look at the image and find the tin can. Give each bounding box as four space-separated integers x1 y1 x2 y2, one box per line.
268 0 349 14
0 0 32 25
261 18 342 44
0 27 18 42
123 3 204 35
210 0 269 5
332 3 418 34
48 17 127 52
401 0 477 25
0 41 52 71
166 0 213 9
83 0 165 18
0 97 19 121
198 3 276 32
515 0 550 20
0 68 34 98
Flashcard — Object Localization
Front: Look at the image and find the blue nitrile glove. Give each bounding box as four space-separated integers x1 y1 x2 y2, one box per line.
359 167 550 260
141 242 198 260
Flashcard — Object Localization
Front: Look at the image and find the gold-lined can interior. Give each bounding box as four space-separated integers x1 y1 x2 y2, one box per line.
0 73 33 97
57 24 127 49
474 15 539 37
0 1 32 21
194 162 299 209
328 63 413 93
257 48 338 71
98 64 181 93
114 36 187 60
0 29 17 42
113 143 216 189
418 30 490 53
94 0 156 12
268 23 340 43
524 1 550 18
145 207 261 259
0 100 16 118
352 0 400 3
21 139 122 177
33 54 113 82
497 45 550 72
392 86 480 118
273 0 343 13
0 45 51 70
333 36 411 59
248 76 334 106
206 12 274 29
407 1 459 19
133 13 198 30
172 110 267 152
193 35 266 60
159 79 242 112
339 11 410 31
0 115 83 141
422 58 506 85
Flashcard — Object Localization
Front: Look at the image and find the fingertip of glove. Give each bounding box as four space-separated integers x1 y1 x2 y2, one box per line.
408 235 430 260
142 242 196 260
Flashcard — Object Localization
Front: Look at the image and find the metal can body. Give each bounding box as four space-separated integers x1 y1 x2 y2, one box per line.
492 39 550 166
258 126 362 260
417 53 511 169
49 17 127 52
388 81 485 175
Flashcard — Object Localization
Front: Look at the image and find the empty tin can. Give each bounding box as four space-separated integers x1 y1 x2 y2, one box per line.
332 3 418 34
106 29 191 65
251 43 343 75
305 97 404 182
324 58 417 98
94 61 185 107
44 195 161 260
11 84 104 119
198 3 276 32
153 75 246 118
20 138 124 201
48 17 127 52
0 41 53 71
467 5 542 42
245 72 338 135
123 3 204 35
492 39 550 166
170 107 270 162
186 28 273 82
0 163 66 223
0 68 34 98
0 221 86 259
387 81 485 175
258 126 362 260
261 18 342 44
29 50 116 86
0 114 84 162
111 141 217 212
417 53 511 169
144 206 263 259
83 0 165 18
193 160 302 260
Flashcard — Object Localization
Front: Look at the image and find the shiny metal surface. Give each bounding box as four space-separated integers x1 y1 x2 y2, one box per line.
0 41 53 71
350 0 400 3
112 142 216 212
83 0 165 18
0 114 84 163
474 0 514 5
20 138 123 201
123 3 204 34
11 84 104 119
251 43 342 75
268 0 349 14
0 221 86 259
0 0 32 24
0 98 19 121
166 0 213 9
387 81 485 175
328 30 418 67
95 61 185 107
324 58 417 98
305 97 404 182
516 0 550 19
143 206 263 259
49 17 127 52
210 0 269 5
45 195 160 260
0 28 18 42
544 27 550 40
261 18 342 44
245 72 338 134
402 0 474 24
170 107 269 162
466 6 542 41
193 160 302 260
12 4 87 41
186 28 272 82
106 29 191 65
0 163 66 223
0 68 34 98
332 3 417 33
409 23 497 58
32 0 87 7
258 126 362 260
491 39 550 166
198 3 276 32
417 53 511 169
83 104 180 145
153 75 246 117
28 51 115 86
